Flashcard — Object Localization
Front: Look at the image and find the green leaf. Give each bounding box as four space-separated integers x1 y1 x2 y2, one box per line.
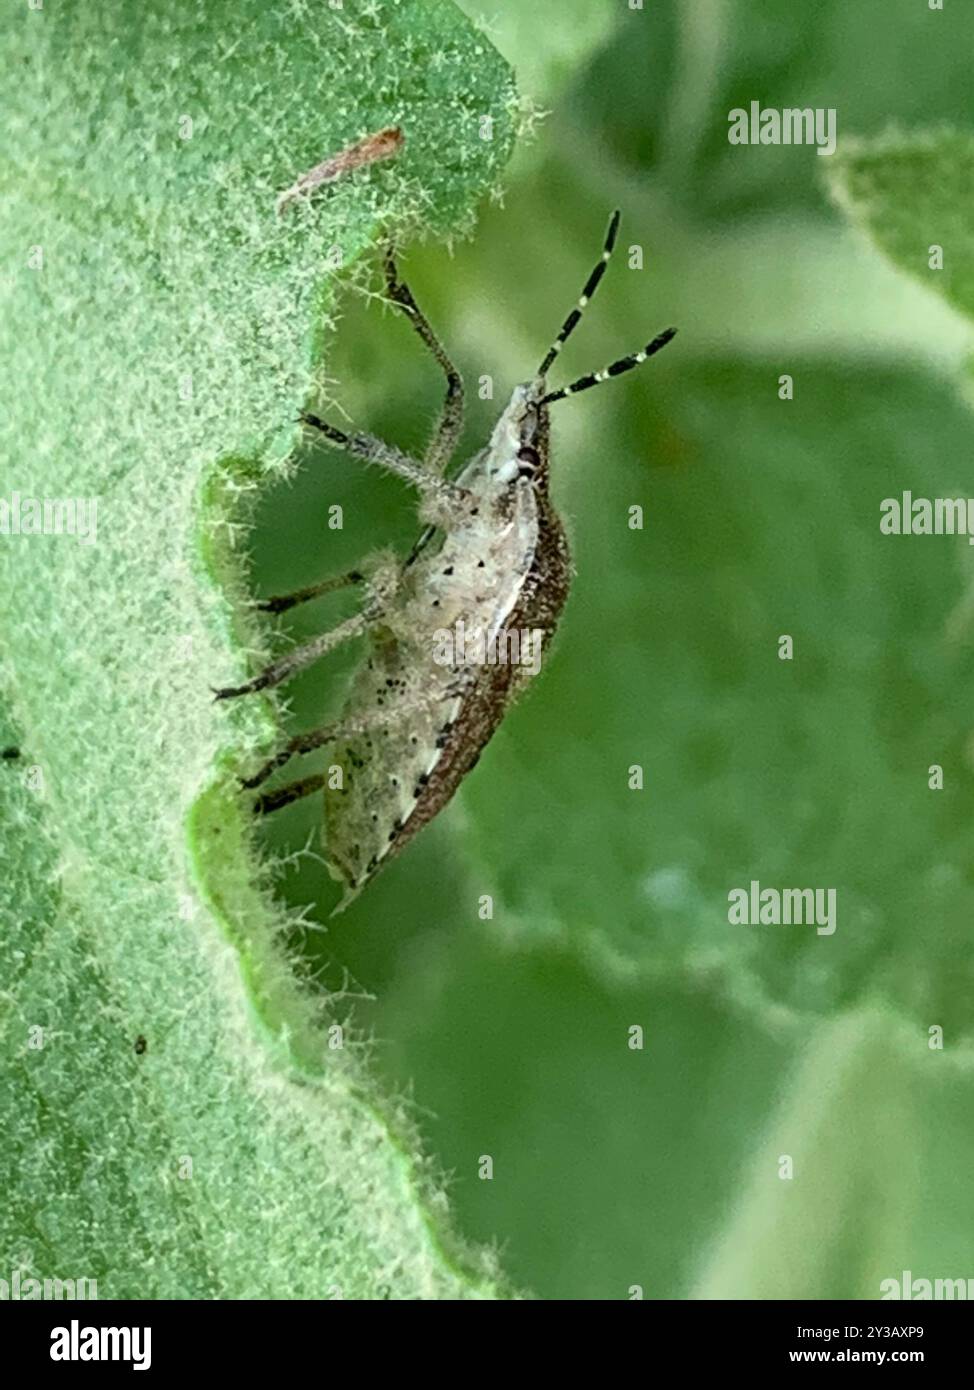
445 358 974 1039
368 929 796 1299
0 0 516 1298
572 0 974 222
691 1009 935 1299
827 129 974 326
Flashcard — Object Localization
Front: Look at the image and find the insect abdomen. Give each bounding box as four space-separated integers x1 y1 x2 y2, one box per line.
385 495 572 863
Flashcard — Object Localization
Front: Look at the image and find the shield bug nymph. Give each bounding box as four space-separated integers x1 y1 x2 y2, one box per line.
214 211 676 910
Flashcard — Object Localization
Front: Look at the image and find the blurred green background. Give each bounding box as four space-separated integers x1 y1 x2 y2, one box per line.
248 0 974 1298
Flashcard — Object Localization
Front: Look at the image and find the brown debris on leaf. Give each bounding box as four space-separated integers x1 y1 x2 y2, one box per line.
276 126 405 214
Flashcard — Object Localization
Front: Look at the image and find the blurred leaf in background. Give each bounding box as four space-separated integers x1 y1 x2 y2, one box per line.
252 0 974 1297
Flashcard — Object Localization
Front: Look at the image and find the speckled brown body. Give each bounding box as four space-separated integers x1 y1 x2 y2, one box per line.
377 434 571 862
323 395 571 908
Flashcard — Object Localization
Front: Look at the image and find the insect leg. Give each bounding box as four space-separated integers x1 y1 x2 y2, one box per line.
256 568 365 615
253 773 326 815
215 560 398 700
212 610 373 700
382 246 464 475
299 412 463 514
241 719 355 788
213 558 394 700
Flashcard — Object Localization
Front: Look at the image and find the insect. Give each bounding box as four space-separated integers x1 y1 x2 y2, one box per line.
276 126 405 214
134 1035 147 1056
215 211 676 911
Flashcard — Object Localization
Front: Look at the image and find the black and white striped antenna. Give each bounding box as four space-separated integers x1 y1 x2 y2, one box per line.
538 210 677 406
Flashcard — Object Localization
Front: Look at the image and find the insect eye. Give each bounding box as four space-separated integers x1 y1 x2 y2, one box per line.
516 446 540 477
